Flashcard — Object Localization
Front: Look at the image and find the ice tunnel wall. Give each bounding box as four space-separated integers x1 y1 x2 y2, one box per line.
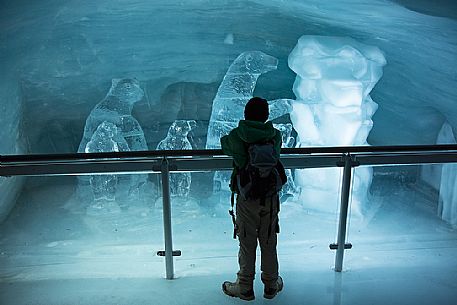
3 0 456 153
0 69 24 222
1 0 457 221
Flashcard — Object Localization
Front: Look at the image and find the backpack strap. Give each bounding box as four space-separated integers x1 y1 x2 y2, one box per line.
229 192 238 239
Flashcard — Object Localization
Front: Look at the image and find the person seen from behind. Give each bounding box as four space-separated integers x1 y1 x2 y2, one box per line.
221 97 287 301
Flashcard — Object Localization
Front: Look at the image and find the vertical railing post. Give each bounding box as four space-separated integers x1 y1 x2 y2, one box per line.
334 153 353 272
161 157 174 279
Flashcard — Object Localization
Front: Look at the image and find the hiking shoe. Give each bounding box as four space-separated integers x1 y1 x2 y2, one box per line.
263 276 283 299
222 281 255 301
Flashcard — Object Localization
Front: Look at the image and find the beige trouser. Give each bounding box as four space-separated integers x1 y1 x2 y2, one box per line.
235 194 280 289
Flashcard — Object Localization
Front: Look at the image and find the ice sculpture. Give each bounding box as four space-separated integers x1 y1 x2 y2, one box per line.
288 36 386 215
269 99 294 121
78 78 147 152
157 120 196 197
437 122 457 228
273 123 299 200
78 78 148 205
205 51 293 192
85 121 125 204
205 51 278 149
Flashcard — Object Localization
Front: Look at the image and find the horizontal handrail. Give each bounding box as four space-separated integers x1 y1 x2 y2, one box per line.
1 145 457 177
1 144 457 162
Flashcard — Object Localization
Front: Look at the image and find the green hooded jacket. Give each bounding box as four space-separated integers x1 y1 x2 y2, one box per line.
220 120 282 190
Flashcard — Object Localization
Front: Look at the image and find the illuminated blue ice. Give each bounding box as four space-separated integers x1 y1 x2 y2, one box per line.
437 122 457 227
273 123 299 200
78 78 146 153
157 120 196 198
77 78 148 208
288 35 386 216
0 0 457 304
206 51 295 192
205 51 278 150
85 121 122 204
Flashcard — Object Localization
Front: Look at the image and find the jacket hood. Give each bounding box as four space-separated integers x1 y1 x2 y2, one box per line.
236 120 277 143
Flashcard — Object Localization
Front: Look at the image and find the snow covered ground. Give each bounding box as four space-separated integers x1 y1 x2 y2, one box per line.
1 171 456 305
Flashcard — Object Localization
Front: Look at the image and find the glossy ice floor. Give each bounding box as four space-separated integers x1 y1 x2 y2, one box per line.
1 176 456 305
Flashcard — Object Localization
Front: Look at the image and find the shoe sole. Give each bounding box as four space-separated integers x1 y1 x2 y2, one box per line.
263 292 279 299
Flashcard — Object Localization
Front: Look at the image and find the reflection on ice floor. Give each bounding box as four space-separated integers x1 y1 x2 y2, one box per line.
0 176 456 305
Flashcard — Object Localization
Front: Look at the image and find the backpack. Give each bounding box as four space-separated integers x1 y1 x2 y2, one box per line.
235 141 283 200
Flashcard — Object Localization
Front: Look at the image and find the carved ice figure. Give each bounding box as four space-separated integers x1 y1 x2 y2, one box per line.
85 121 126 203
206 51 278 150
206 51 295 192
157 120 196 197
78 78 148 203
269 99 294 121
78 78 146 152
273 123 299 200
288 35 386 215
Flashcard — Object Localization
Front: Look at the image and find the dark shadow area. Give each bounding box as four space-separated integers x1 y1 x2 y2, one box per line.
391 0 457 19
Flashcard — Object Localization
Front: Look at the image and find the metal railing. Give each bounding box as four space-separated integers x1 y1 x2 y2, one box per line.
2 144 457 278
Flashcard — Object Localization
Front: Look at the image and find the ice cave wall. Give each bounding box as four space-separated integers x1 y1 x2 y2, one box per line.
1 0 457 221
0 67 24 222
1 0 454 151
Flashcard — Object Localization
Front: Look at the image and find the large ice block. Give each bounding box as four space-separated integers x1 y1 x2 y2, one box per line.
288 35 386 215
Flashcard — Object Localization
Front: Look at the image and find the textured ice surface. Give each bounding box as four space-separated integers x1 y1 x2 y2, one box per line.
157 120 196 198
85 121 123 203
273 123 299 200
2 0 456 151
1 168 457 305
78 78 146 153
205 51 278 149
0 77 23 222
437 122 457 228
206 51 279 193
288 36 386 215
85 121 123 154
1 1 457 303
78 78 148 208
269 99 294 120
